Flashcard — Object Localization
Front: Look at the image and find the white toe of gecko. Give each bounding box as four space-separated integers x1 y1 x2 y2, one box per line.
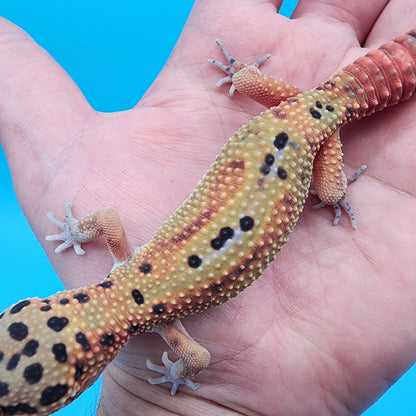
146 352 200 395
45 202 86 255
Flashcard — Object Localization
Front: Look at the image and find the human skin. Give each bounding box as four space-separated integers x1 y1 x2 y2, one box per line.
0 0 415 415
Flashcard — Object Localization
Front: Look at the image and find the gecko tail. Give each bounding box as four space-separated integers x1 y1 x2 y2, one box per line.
342 30 416 117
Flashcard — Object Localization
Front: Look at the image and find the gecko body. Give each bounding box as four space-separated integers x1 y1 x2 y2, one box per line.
1 31 416 415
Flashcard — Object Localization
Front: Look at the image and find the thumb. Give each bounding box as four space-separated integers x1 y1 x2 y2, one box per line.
0 17 93 206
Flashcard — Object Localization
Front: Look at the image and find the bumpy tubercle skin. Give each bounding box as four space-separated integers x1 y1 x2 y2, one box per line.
1 31 416 415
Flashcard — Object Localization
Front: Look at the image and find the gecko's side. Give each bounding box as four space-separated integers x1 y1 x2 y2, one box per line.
1 31 416 416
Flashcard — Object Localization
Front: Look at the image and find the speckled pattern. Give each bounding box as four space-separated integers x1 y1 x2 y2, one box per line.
1 31 416 415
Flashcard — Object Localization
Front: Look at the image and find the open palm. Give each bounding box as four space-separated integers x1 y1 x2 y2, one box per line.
1 0 415 415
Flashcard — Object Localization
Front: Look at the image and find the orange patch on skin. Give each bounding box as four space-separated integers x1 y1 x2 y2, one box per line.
228 158 245 170
170 210 213 244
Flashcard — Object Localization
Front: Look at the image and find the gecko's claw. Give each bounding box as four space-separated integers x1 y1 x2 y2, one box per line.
146 352 200 395
45 202 86 255
208 38 271 95
312 199 357 230
207 58 236 94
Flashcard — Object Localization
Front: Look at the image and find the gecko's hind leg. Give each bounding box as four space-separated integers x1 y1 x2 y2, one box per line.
311 131 367 230
146 320 210 395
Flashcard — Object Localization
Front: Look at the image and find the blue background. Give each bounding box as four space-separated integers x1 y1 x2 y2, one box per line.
0 1 414 415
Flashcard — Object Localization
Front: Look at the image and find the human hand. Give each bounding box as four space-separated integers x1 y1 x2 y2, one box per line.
0 0 415 415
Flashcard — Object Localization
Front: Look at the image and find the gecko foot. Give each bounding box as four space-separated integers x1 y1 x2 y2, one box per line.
313 198 358 229
146 352 200 395
208 38 271 95
45 202 86 255
312 165 367 230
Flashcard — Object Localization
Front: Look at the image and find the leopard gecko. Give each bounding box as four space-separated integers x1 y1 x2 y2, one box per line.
0 30 415 416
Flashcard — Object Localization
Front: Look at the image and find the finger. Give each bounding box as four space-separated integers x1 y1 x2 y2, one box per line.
292 0 389 43
0 17 93 181
364 0 416 45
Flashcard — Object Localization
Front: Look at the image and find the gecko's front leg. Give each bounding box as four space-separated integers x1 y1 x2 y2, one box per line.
46 202 134 266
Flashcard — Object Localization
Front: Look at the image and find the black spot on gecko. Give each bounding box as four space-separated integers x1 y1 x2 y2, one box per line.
265 154 275 165
129 324 141 333
211 226 235 250
99 332 115 348
74 363 84 381
277 167 288 180
47 317 69 332
310 108 322 119
274 132 289 150
188 255 202 268
139 263 152 274
259 164 270 175
22 340 39 357
40 305 52 312
132 289 144 305
301 171 306 181
52 343 68 363
316 101 323 109
8 322 28 341
23 363 43 384
40 384 69 406
0 352 3 362
10 300 31 314
211 237 224 250
1 403 37 415
0 313 4 320
6 354 20 371
59 298 69 305
152 304 166 315
326 105 334 112
345 106 355 118
210 281 224 293
240 216 254 231
220 227 234 240
98 281 113 289
73 292 90 304
75 332 91 351
0 382 9 397
42 299 51 304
